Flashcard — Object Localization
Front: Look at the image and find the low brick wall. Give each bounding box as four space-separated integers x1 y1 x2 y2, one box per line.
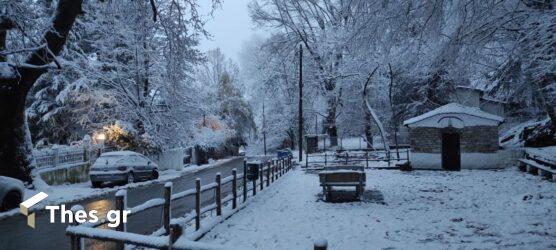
38 163 90 185
409 126 499 153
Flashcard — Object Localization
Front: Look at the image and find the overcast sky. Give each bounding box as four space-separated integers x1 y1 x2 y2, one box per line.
199 0 264 63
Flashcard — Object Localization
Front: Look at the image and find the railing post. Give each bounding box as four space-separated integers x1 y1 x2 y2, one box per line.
314 239 328 250
288 156 292 171
259 165 264 190
270 160 274 183
216 173 222 216
69 205 84 250
195 178 201 230
280 159 283 177
266 161 270 187
163 182 172 234
53 148 59 167
324 153 327 166
115 190 127 250
232 168 237 209
168 223 183 250
365 152 369 168
243 160 248 202
274 160 277 180
305 153 308 168
252 167 257 196
406 148 410 163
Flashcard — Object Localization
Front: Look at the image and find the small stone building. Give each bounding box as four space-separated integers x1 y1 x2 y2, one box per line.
403 103 504 170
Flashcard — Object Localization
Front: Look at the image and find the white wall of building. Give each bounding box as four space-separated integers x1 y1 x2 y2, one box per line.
411 148 522 170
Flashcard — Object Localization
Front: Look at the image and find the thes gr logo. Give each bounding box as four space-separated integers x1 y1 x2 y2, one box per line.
19 192 48 228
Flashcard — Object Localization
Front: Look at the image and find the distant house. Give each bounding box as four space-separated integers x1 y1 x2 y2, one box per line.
403 103 505 170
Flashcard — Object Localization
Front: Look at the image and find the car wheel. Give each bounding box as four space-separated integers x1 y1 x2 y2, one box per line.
1 191 22 212
91 181 102 188
126 172 135 184
151 170 159 180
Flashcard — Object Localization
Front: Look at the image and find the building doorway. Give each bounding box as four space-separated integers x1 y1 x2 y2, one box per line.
442 132 460 171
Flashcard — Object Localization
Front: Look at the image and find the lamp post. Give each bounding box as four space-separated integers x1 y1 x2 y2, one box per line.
96 133 106 156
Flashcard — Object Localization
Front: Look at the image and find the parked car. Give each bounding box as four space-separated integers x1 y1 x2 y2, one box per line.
238 146 246 156
277 149 292 159
90 151 159 188
0 176 24 212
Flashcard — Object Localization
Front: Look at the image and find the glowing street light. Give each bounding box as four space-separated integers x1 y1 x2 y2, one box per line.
96 133 106 146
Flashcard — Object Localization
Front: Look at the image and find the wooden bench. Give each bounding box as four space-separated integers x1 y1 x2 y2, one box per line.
319 167 366 201
517 158 556 181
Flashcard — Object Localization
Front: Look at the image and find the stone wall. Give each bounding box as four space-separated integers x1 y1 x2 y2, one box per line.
410 126 499 153
38 163 90 185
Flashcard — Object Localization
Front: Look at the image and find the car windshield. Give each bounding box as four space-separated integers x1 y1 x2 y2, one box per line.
96 155 125 165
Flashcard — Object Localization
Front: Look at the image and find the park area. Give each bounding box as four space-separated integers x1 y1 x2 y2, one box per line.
200 165 556 249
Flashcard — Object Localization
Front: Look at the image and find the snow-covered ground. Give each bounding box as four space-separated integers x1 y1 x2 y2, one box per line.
200 165 556 249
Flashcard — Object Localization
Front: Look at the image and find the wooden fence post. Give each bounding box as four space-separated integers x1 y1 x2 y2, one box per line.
259 165 264 190
195 178 201 230
163 182 172 234
266 162 270 187
280 159 283 177
168 223 183 250
115 190 127 250
314 239 328 250
232 168 237 209
216 173 222 216
243 160 248 202
306 153 309 168
253 167 257 196
365 152 369 168
406 148 410 163
324 153 327 166
345 152 349 165
69 205 84 250
274 160 277 179
270 160 274 183
286 156 290 172
276 160 280 179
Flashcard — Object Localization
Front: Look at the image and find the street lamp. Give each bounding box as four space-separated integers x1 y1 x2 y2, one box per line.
95 133 106 157
96 133 106 146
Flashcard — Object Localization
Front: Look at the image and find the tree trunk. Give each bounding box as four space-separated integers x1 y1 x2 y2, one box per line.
0 89 33 182
364 111 373 149
0 0 83 182
325 97 338 147
362 66 390 157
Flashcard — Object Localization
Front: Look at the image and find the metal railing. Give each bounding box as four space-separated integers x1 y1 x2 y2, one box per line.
305 149 410 169
33 145 114 170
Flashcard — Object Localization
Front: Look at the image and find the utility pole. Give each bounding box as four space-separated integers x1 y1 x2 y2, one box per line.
262 100 267 155
315 114 318 135
298 44 303 162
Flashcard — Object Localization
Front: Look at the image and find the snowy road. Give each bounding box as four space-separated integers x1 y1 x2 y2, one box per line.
201 167 556 249
0 157 245 250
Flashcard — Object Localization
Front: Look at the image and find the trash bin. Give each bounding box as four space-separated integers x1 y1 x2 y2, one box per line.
305 135 318 153
246 161 262 180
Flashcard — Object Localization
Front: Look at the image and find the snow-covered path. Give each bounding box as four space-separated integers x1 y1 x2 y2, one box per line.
200 167 556 249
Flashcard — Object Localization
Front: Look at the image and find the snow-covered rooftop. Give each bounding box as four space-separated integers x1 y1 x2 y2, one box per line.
403 103 504 126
